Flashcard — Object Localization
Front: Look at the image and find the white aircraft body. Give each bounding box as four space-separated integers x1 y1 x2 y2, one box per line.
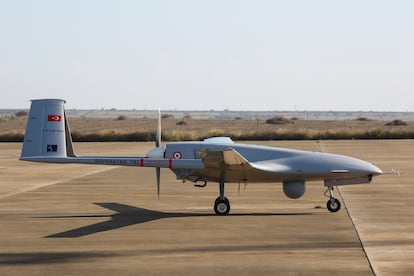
20 99 383 215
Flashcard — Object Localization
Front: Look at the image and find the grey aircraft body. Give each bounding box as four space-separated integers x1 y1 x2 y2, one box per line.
20 99 382 215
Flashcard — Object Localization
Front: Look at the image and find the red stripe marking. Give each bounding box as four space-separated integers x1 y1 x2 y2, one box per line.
169 159 172 169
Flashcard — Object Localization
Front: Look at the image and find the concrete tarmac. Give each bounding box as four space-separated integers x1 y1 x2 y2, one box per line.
0 141 412 275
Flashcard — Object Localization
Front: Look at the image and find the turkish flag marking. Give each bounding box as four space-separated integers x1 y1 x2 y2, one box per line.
48 115 62 122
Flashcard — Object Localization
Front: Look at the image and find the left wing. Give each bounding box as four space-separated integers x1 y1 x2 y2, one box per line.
190 148 285 183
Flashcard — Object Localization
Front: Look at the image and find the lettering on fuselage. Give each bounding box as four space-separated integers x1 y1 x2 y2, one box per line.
42 129 64 133
94 159 128 165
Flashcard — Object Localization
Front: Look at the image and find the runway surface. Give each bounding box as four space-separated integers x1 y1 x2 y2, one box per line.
0 141 413 275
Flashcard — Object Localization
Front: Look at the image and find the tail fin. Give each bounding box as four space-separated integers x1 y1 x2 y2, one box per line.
20 99 76 160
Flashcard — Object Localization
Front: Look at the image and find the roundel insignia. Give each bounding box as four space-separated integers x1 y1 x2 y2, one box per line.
173 152 182 159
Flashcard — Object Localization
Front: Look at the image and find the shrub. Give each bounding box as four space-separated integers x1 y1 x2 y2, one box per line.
162 114 174 119
265 116 294 125
176 120 188 126
15 111 28 117
116 115 127 121
0 132 24 142
385 119 407 126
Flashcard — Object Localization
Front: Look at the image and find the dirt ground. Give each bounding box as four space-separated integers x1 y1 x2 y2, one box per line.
0 140 413 275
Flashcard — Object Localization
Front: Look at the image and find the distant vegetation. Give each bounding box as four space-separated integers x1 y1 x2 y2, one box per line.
161 114 175 119
265 116 294 125
1 114 414 142
116 115 128 121
355 117 371 121
176 120 188 126
385 119 407 126
15 111 28 117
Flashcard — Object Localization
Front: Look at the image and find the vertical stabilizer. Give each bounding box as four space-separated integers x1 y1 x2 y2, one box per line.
20 99 75 160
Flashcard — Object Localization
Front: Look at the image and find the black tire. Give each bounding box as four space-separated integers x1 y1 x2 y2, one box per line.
215 197 229 206
326 198 341 212
214 197 231 215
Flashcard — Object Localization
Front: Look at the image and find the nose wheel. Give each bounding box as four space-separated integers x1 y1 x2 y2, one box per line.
327 197 341 212
325 186 341 212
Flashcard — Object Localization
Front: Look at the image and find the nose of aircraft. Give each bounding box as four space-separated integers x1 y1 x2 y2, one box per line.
326 153 383 177
367 162 383 176
349 156 383 177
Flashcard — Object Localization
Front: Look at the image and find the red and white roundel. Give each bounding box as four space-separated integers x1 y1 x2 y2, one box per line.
172 152 182 159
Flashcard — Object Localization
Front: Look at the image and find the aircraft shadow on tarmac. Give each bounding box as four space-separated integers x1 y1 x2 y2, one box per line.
40 203 312 238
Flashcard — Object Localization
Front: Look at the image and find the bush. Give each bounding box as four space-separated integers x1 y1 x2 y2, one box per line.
176 120 188 126
355 117 370 121
385 119 407 126
116 115 128 121
0 132 24 142
15 111 28 117
265 116 294 125
162 114 174 119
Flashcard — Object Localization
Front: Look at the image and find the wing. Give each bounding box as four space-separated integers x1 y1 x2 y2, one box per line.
198 148 250 168
192 148 290 183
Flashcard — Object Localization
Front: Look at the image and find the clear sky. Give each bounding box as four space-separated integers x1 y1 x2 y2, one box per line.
1 0 413 111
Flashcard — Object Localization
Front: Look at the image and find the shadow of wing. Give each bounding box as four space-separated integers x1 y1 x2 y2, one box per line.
45 202 314 238
46 203 171 238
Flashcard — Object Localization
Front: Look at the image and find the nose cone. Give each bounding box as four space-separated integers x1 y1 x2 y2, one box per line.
366 162 383 176
325 153 383 177
346 156 383 177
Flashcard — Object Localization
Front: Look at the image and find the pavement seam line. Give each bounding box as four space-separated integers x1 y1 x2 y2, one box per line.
337 186 376 276
0 166 119 199
317 141 376 275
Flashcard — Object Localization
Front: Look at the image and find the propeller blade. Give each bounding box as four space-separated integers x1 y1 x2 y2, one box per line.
156 108 161 148
156 167 160 199
156 108 161 199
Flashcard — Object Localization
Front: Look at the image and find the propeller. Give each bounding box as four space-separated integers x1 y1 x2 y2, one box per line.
155 108 162 199
144 108 164 199
156 108 161 148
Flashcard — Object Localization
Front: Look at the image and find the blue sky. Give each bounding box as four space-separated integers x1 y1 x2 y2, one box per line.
1 1 413 111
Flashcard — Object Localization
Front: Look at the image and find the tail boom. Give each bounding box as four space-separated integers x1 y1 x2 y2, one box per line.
21 155 202 170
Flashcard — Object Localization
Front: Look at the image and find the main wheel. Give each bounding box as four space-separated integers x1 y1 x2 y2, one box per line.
214 197 230 215
327 198 341 212
214 197 229 206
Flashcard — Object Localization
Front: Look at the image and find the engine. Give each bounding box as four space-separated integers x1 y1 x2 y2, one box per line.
283 181 306 199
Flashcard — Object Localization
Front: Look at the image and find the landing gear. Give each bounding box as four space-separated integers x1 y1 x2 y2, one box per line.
214 180 231 215
214 197 230 215
327 198 341 212
325 186 341 212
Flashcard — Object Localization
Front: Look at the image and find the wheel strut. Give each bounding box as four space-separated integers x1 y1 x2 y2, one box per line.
325 186 341 213
214 180 230 215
